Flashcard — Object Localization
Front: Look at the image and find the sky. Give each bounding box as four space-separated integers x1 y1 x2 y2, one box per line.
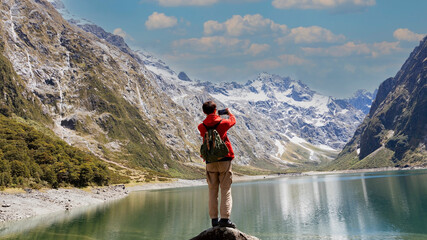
61 0 426 98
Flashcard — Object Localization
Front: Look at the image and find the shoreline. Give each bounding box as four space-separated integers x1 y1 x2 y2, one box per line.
1 166 425 226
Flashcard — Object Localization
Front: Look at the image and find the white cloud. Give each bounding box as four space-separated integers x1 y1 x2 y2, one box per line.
172 36 250 52
278 54 307 65
272 0 376 10
204 14 287 36
277 26 345 44
370 41 401 58
302 41 401 58
393 28 425 42
156 0 218 6
113 28 134 40
204 20 225 35
245 43 270 56
145 12 178 30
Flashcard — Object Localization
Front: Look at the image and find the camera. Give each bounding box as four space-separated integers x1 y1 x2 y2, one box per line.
218 109 229 115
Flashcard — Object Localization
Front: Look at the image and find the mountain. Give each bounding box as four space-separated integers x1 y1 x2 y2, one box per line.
0 0 206 180
136 50 373 168
203 73 369 149
0 47 121 189
331 36 427 169
346 89 377 115
1 0 375 178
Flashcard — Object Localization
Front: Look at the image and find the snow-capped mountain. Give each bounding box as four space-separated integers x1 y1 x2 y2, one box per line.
203 73 368 149
346 89 377 115
135 49 373 166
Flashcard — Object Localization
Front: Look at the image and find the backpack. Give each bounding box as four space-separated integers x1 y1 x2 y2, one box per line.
200 120 229 163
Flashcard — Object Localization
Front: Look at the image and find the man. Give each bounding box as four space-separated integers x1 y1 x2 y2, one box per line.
198 100 236 228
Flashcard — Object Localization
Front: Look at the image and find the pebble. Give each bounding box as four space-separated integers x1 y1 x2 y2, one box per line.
1 184 131 223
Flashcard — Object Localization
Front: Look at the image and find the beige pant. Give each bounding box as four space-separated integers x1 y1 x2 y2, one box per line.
206 161 233 219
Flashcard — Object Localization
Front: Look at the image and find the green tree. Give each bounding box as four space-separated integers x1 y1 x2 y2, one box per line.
79 162 94 187
10 160 30 178
0 172 12 187
41 164 57 186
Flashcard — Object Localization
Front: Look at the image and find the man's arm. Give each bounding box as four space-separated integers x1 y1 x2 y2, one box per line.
223 108 236 128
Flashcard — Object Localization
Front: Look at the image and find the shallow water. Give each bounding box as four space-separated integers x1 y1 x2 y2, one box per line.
1 170 427 240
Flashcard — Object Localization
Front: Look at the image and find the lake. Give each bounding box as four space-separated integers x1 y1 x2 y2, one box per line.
1 170 427 240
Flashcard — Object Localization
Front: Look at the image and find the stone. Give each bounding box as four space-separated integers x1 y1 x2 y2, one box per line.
190 227 260 240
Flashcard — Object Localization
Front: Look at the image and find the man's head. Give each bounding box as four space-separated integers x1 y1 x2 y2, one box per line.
202 101 216 115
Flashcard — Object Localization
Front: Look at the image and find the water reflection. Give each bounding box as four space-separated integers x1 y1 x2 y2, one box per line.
232 171 427 239
1 170 427 240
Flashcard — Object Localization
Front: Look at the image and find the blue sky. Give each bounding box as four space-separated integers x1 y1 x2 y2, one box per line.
62 0 426 97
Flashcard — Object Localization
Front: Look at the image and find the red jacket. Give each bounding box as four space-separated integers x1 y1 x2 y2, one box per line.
198 113 236 160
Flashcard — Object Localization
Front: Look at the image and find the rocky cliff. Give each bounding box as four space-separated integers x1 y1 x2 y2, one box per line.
332 36 427 169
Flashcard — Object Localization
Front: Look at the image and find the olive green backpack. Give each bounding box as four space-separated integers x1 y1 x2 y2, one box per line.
200 120 229 163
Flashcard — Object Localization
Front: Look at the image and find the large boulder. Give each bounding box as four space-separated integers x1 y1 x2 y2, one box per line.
190 227 260 240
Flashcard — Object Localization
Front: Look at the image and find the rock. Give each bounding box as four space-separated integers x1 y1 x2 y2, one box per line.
1 204 11 208
190 227 260 240
60 117 77 130
178 71 191 81
65 203 71 210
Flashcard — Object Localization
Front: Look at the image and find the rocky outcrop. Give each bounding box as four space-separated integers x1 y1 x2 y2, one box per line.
191 227 259 240
333 36 427 169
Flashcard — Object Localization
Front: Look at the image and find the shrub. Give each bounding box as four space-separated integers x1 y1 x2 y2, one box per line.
0 115 118 188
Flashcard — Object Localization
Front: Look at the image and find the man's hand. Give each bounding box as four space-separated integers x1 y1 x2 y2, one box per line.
226 108 231 115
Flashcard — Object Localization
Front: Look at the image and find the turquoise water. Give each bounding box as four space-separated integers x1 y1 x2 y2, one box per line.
1 170 427 240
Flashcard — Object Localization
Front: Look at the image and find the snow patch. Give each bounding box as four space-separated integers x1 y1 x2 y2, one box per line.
24 50 36 89
136 84 151 119
275 140 285 157
288 135 319 162
316 144 337 151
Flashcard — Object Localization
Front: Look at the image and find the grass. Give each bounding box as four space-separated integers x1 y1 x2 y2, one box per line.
323 147 395 171
350 147 395 169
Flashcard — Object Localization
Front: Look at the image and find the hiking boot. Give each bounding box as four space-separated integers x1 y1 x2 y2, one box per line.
211 218 219 227
219 219 236 228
